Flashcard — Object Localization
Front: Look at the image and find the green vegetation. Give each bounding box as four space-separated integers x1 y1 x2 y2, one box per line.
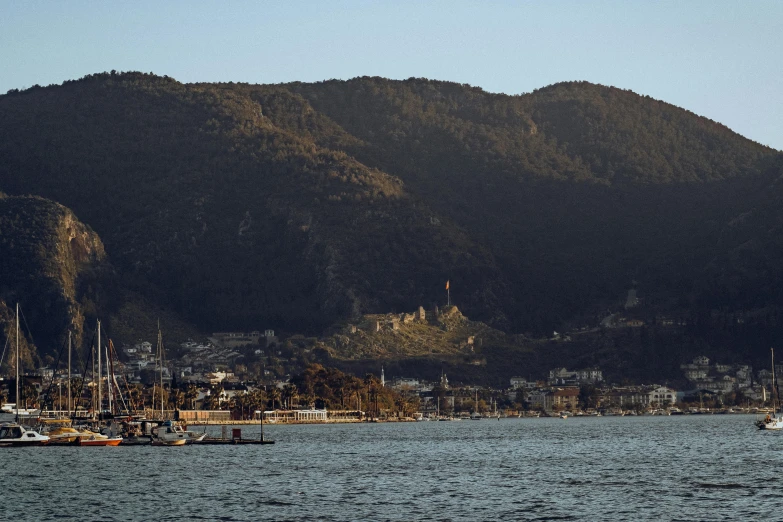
1 72 783 380
289 364 419 417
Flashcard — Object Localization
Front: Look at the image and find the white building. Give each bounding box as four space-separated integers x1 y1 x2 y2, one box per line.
647 386 677 407
510 377 537 389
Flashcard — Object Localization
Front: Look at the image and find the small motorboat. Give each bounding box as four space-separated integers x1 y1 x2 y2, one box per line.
0 423 50 446
78 434 123 446
121 435 153 445
152 420 189 446
185 430 207 443
47 426 80 444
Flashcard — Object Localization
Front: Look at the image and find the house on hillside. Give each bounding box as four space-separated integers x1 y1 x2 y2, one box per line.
210 331 261 348
552 388 580 411
647 386 677 407
549 367 603 385
527 388 579 412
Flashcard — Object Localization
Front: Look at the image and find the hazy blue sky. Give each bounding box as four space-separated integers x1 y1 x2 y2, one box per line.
2 1 781 149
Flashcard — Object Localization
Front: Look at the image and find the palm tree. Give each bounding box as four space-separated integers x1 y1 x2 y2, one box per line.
283 383 299 409
22 382 39 409
126 383 145 412
203 390 221 410
172 389 186 410
269 387 281 410
247 388 267 418
229 393 249 420
184 385 199 410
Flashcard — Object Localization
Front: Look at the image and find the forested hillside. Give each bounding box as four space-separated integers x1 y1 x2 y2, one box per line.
1 72 782 374
0 73 512 338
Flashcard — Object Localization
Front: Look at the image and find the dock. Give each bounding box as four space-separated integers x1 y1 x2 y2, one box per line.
197 438 275 445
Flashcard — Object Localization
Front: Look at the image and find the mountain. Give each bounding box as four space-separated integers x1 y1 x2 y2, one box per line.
0 73 512 339
239 77 779 332
0 194 107 367
1 72 782 376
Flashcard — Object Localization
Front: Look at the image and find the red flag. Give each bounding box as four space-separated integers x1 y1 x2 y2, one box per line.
445 280 450 290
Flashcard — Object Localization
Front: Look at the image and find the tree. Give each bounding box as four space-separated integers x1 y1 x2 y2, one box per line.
184 385 199 410
579 385 598 410
172 388 185 410
269 387 281 410
203 389 222 410
283 383 298 409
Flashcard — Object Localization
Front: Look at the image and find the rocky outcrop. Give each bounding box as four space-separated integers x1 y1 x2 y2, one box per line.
0 194 108 360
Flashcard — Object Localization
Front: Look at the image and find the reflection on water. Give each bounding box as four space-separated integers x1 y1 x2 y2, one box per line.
3 415 781 521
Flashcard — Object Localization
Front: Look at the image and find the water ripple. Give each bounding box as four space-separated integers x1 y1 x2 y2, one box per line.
2 416 781 520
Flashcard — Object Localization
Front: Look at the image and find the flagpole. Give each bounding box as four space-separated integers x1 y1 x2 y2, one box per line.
446 280 450 307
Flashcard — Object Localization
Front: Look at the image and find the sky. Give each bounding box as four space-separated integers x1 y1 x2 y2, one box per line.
2 1 781 150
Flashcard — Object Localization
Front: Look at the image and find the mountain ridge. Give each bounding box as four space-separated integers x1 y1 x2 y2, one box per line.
1 71 782 377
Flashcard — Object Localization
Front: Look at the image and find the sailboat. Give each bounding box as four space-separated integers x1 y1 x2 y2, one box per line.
756 348 783 430
470 390 482 420
0 304 49 446
1 304 42 421
73 320 122 446
149 325 197 445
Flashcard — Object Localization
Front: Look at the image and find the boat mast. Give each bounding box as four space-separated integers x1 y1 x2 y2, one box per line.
15 303 19 422
106 344 112 415
158 324 164 419
67 331 72 416
97 319 102 419
91 344 96 417
773 348 777 415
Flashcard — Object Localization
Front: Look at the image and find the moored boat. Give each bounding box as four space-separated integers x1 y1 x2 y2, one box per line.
152 420 189 445
152 438 187 446
756 348 783 430
47 426 80 444
77 434 123 446
185 429 207 443
0 423 50 446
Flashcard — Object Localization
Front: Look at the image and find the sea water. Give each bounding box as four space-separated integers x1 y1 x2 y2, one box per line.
3 415 780 521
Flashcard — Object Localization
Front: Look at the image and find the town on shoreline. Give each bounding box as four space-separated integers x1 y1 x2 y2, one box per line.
3 326 773 424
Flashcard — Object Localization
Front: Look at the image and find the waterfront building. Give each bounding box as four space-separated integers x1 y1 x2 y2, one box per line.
262 409 328 423
647 386 677 407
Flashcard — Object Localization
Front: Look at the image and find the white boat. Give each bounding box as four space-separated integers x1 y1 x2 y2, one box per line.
2 305 42 424
1 404 40 415
0 404 40 421
152 420 205 445
756 412 783 430
757 348 783 430
0 423 50 446
185 429 207 443
148 328 192 445
559 411 570 419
